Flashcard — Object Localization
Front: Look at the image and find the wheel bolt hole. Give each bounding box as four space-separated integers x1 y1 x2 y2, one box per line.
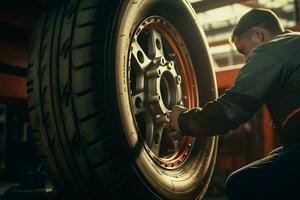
156 39 162 50
135 97 143 109
160 58 166 65
137 50 144 63
176 75 181 84
160 72 177 110
158 69 162 76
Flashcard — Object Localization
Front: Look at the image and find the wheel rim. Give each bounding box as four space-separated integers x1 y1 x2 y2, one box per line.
128 16 199 169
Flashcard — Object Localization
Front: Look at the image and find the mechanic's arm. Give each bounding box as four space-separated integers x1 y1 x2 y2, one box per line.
172 49 284 137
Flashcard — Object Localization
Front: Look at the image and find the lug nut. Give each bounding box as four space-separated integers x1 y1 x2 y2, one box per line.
146 68 161 78
147 95 160 103
179 100 184 106
156 114 169 123
168 61 174 69
160 57 166 66
176 75 181 84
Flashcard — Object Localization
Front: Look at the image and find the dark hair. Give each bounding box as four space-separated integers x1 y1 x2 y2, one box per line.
231 8 284 41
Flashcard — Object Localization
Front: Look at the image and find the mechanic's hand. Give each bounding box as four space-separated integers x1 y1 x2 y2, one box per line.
169 105 188 132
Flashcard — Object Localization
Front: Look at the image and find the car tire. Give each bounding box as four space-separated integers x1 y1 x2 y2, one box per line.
27 0 218 199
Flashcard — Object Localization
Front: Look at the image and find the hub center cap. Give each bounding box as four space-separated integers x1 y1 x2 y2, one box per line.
146 57 182 117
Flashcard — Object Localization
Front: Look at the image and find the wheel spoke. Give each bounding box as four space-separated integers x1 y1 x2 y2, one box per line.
132 41 151 71
170 131 180 151
144 111 154 147
135 72 145 94
149 123 165 156
148 29 164 59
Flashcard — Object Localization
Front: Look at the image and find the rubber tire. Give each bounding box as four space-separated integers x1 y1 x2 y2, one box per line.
26 0 218 199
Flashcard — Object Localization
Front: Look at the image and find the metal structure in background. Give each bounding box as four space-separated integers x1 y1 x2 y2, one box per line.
190 0 298 68
196 0 296 36
0 105 6 172
0 4 36 103
192 0 250 13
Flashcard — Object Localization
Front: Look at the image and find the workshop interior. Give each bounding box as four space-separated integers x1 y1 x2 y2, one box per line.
0 0 298 199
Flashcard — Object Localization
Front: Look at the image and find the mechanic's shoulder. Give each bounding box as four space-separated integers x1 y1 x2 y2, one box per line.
252 32 300 57
261 32 300 50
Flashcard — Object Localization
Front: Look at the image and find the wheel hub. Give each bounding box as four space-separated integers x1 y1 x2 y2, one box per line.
128 16 197 169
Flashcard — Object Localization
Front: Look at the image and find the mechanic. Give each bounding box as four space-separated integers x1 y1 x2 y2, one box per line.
169 8 300 199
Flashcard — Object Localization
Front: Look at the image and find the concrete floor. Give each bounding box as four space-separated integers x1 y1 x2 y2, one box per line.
0 182 18 200
0 182 229 200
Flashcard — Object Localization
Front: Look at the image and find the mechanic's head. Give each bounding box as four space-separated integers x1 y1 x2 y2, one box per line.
231 8 284 58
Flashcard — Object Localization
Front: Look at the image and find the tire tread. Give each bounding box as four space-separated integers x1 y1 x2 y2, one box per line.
27 0 131 199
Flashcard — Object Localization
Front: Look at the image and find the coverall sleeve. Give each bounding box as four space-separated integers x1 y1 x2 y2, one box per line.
178 48 284 137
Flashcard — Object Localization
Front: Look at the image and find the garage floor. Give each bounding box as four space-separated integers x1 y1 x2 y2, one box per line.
0 182 18 197
0 184 228 200
0 167 229 200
